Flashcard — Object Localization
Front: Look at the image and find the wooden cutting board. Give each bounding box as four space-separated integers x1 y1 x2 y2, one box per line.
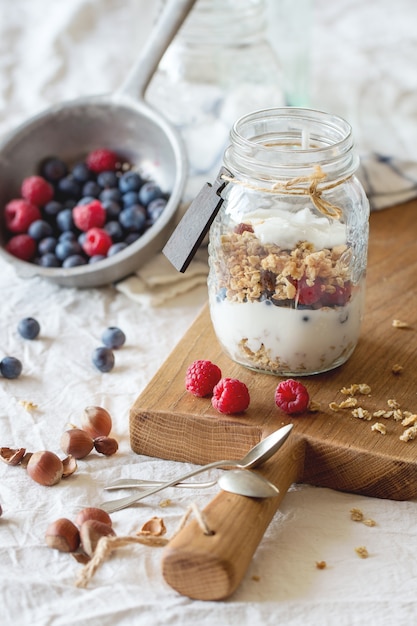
130 199 417 502
129 200 417 601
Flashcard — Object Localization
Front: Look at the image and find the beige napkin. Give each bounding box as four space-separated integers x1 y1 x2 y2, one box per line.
115 249 208 306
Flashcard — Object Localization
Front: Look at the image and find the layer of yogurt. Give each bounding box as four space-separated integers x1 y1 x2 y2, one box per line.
209 283 365 375
224 187 347 250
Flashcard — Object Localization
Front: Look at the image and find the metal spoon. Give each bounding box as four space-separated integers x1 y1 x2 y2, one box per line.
0 0 197 287
100 423 293 513
104 470 278 495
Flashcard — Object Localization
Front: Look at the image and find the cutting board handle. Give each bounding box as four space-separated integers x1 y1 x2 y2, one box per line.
161 436 305 600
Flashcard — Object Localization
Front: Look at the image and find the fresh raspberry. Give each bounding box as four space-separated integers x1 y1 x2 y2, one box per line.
73 199 106 231
234 223 254 235
21 175 54 206
4 199 42 233
86 149 119 173
5 234 36 261
82 227 113 257
296 276 323 306
185 359 222 397
275 379 310 414
211 378 250 414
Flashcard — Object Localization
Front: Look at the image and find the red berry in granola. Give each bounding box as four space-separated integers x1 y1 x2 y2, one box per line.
321 282 352 307
275 379 309 414
86 149 119 173
5 234 36 261
21 175 53 206
185 359 222 397
73 199 106 231
82 227 113 257
211 377 250 414
4 199 41 233
234 223 254 235
296 276 323 306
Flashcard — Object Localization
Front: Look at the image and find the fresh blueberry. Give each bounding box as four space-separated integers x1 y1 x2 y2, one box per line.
147 197 167 223
44 200 64 217
97 171 118 188
82 180 101 198
122 191 140 208
28 219 53 240
78 232 87 247
119 205 146 232
100 188 122 204
56 208 75 232
0 356 22 379
107 242 128 256
139 181 162 206
64 199 77 210
38 236 58 255
89 255 106 264
62 254 87 268
40 157 68 182
77 196 96 206
102 199 122 220
18 317 40 340
72 162 93 183
119 171 142 194
92 346 115 372
59 231 77 243
102 326 126 349
55 239 82 261
38 253 60 267
57 175 81 199
104 221 123 241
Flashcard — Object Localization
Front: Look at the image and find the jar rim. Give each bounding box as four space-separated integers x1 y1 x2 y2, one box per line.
225 107 359 181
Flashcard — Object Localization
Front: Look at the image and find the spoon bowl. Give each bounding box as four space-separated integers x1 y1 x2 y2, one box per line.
0 0 197 288
100 423 293 513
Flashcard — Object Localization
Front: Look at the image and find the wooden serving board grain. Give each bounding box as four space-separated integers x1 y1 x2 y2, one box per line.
130 200 417 501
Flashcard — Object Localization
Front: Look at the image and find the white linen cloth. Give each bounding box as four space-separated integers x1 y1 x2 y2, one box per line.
1 2 417 626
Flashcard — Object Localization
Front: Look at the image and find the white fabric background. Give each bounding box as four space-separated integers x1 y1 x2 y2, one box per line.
1 1 417 625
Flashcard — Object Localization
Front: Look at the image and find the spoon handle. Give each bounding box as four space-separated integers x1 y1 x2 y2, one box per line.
100 459 232 513
161 436 305 601
104 478 217 491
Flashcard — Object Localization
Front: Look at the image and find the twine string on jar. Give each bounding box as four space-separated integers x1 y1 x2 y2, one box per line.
221 165 347 219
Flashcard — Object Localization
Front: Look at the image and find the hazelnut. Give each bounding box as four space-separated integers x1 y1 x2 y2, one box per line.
80 519 115 557
93 436 118 456
60 428 94 459
45 518 80 553
26 451 63 486
81 406 112 439
75 507 112 528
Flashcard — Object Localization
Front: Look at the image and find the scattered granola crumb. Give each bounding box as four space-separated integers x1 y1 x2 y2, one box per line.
329 402 341 412
308 400 321 412
363 519 377 527
402 414 417 427
371 422 387 435
373 410 391 419
350 508 364 522
391 363 403 375
159 499 172 508
315 561 327 569
400 426 417 442
387 399 400 409
339 397 358 409
352 407 371 420
251 574 261 582
341 384 371 396
392 319 412 329
18 400 38 411
355 546 369 558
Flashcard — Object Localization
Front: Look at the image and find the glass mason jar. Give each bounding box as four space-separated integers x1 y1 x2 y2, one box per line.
207 108 370 376
146 0 284 204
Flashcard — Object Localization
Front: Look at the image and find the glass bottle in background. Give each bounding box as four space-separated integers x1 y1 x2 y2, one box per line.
146 0 284 205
